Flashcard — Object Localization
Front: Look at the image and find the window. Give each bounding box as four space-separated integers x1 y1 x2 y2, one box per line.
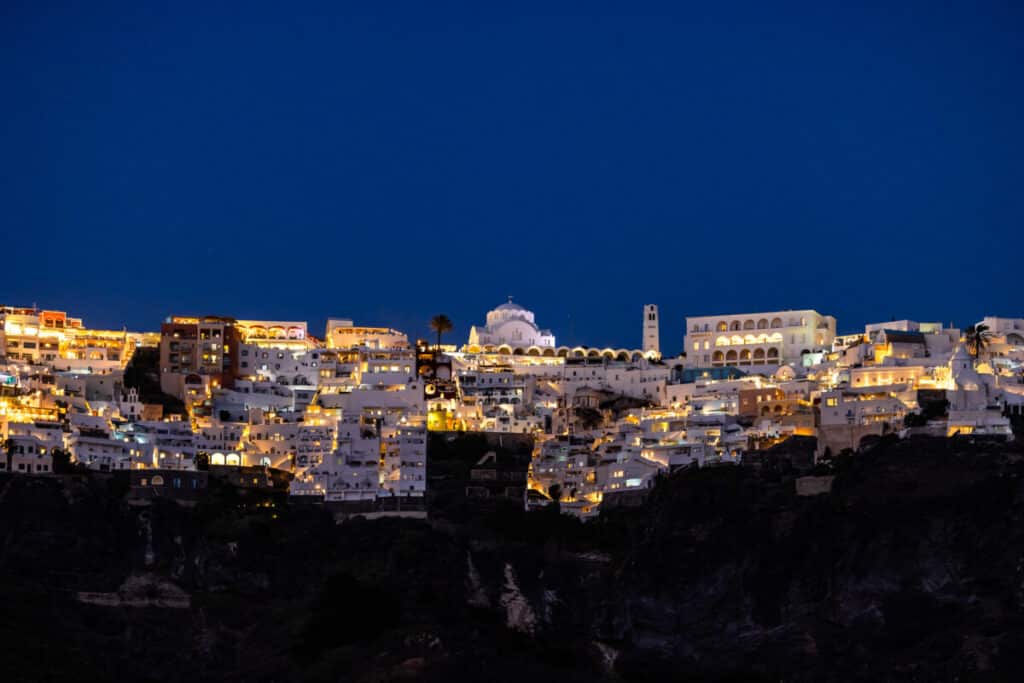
826 397 838 407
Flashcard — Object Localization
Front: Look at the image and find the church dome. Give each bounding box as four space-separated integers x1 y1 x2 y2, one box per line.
494 301 526 312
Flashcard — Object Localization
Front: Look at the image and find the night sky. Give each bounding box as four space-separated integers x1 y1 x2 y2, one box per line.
3 1 1021 352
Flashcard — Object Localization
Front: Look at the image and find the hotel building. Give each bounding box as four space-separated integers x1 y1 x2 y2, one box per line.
683 309 836 368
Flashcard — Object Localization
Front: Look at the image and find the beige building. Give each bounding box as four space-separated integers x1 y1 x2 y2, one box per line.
684 309 836 368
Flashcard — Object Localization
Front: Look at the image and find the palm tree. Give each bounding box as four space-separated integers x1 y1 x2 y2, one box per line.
429 314 453 366
964 323 992 362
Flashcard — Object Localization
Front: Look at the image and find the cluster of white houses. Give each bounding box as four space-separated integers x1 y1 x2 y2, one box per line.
2 300 1022 517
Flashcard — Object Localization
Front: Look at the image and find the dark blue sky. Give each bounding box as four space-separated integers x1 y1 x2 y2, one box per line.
2 1 1021 352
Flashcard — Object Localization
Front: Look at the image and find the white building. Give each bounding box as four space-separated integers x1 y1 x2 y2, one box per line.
468 299 555 350
643 304 660 356
1 435 53 474
684 309 836 369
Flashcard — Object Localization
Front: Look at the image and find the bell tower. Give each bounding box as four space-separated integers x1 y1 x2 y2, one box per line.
643 304 660 356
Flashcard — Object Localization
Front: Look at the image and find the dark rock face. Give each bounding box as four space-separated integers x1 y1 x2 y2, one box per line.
3 436 1024 681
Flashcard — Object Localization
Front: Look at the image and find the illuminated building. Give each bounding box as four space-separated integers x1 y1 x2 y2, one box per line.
159 316 241 399
467 299 556 350
1 435 52 474
325 318 408 350
642 304 660 355
684 309 836 368
0 306 81 364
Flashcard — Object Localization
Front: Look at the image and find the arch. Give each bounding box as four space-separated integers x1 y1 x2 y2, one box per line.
542 347 555 357
616 351 630 362
744 334 758 345
757 319 768 330
226 453 241 466
1007 333 1024 346
269 326 286 339
761 405 771 416
753 348 766 364
773 404 784 414
526 346 541 356
466 344 481 354
512 347 525 355
739 349 751 364
631 351 644 362
497 345 513 355
767 347 780 360
712 351 725 365
483 345 497 354
715 336 731 347
248 325 267 339
725 350 738 363
601 349 615 360
743 320 755 330
259 456 271 467
731 335 744 345
729 321 742 331
287 326 303 339
586 349 601 358
770 318 783 329
151 475 165 486
556 347 570 358
716 321 728 332
210 453 225 465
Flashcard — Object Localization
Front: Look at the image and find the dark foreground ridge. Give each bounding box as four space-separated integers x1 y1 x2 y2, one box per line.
3 435 1024 682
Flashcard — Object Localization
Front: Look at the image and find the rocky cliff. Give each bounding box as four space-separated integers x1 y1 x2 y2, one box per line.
2 435 1024 681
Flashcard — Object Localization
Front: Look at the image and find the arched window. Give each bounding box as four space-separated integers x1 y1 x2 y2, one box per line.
725 350 738 364
151 475 165 486
757 319 768 329
712 351 724 365
770 318 783 329
717 321 728 332
767 347 779 360
739 350 751 364
743 320 755 330
729 321 741 331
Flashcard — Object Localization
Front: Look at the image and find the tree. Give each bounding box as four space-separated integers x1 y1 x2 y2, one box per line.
429 314 453 366
964 323 992 362
547 483 563 514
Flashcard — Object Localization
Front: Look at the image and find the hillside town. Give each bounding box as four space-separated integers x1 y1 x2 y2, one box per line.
2 300 1022 518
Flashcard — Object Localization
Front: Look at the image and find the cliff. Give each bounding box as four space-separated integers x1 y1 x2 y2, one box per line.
2 435 1024 681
